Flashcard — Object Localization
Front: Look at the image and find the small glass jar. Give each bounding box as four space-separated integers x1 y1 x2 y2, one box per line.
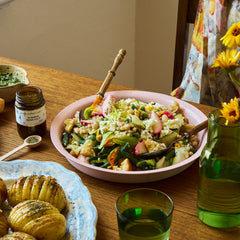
15 86 46 139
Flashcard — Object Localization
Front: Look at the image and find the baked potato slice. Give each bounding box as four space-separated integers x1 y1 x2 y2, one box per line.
8 175 67 212
0 209 8 237
9 200 66 240
0 178 7 205
0 232 36 240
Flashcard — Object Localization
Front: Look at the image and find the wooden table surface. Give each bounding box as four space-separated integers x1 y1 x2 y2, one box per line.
0 57 239 240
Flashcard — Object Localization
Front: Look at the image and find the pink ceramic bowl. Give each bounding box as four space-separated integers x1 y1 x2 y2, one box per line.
50 90 208 183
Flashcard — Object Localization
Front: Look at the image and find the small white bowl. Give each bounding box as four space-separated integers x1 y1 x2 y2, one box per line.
0 65 30 102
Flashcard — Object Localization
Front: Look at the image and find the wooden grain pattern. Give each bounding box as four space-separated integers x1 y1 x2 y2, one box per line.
0 57 239 240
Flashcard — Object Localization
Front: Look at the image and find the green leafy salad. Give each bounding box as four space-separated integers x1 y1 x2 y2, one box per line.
62 95 198 171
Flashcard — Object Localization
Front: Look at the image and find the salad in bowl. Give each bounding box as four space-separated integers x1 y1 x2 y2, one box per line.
61 95 198 171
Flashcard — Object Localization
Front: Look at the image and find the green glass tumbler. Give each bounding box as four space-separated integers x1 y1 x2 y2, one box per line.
197 109 240 228
116 188 174 240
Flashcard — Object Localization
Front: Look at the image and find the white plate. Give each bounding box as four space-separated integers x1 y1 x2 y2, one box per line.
50 90 208 183
0 160 97 240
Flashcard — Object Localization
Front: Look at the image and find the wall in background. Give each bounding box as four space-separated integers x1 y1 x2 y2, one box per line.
0 0 178 94
135 0 178 93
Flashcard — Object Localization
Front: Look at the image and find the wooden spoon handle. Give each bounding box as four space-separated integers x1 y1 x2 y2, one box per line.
188 119 208 136
97 49 126 97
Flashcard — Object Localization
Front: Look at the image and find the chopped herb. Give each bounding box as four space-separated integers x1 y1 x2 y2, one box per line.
124 118 130 123
0 73 21 87
130 104 136 109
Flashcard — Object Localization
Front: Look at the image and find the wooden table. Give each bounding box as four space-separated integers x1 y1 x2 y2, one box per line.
0 57 239 240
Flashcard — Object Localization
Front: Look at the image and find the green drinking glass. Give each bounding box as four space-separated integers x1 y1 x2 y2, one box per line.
116 188 174 240
197 109 240 228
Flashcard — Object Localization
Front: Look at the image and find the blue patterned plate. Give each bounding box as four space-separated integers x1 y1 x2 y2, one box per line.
0 160 97 240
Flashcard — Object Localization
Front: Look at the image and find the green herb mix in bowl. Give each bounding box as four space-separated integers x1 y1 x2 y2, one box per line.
0 65 29 102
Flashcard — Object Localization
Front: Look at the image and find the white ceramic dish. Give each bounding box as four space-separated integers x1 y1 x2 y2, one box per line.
0 64 29 102
50 90 208 183
0 160 97 240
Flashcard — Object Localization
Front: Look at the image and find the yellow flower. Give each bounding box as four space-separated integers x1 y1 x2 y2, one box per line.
221 22 240 48
212 49 240 72
220 97 240 125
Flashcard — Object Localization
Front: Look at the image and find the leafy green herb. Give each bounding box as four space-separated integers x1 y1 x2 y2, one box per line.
141 113 148 120
124 118 130 123
136 159 156 170
130 104 136 109
62 132 69 147
0 73 21 87
133 132 140 138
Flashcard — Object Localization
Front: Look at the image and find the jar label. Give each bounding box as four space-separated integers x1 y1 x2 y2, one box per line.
15 105 46 126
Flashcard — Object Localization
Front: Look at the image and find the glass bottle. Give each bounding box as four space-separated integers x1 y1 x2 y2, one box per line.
197 109 240 228
15 86 46 139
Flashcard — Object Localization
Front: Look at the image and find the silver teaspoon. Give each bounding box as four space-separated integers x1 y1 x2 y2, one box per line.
0 135 42 161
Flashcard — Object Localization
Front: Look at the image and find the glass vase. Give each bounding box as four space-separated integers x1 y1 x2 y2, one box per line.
197 109 240 228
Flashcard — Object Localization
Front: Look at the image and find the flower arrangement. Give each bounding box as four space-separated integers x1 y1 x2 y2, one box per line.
212 23 240 88
212 23 240 125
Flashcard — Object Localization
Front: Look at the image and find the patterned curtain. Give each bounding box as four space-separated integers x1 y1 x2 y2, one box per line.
172 0 240 107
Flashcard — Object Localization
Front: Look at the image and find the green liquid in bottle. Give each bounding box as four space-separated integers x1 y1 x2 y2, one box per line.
118 208 171 240
197 158 240 228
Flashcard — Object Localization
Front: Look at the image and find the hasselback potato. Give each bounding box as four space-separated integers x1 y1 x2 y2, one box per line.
0 232 37 240
8 175 67 212
9 200 66 240
0 178 7 205
0 209 8 237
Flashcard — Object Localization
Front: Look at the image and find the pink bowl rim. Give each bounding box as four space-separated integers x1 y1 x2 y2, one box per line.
50 90 208 178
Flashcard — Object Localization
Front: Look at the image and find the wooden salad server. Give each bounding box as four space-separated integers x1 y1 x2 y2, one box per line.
83 49 126 119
